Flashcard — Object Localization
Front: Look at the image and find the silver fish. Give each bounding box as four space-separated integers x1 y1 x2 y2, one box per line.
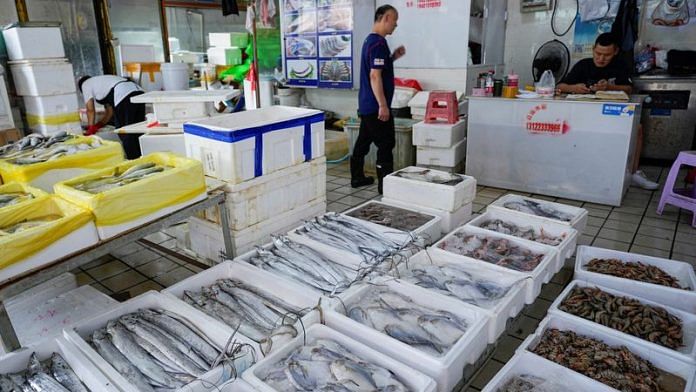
91 329 155 392
50 353 89 392
503 199 574 222
393 169 465 185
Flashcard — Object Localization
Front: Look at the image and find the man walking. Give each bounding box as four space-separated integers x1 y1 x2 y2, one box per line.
351 4 405 194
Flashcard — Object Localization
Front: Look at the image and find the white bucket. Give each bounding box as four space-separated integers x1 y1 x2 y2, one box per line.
243 79 274 110
277 87 301 107
161 62 189 91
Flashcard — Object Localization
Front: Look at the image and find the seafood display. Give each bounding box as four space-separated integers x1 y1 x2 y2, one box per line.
585 258 688 289
502 199 574 222
246 236 352 294
72 163 169 194
0 352 89 392
286 37 316 57
497 374 566 392
319 34 350 57
289 62 315 79
345 202 434 233
1 135 102 166
0 192 34 209
0 132 74 160
399 263 513 309
559 286 684 350
437 232 545 272
182 277 309 352
284 0 314 12
317 8 352 31
0 214 62 236
286 12 316 34
478 219 565 246
346 286 469 356
319 59 351 82
260 338 409 391
89 308 253 392
394 168 465 186
532 328 687 392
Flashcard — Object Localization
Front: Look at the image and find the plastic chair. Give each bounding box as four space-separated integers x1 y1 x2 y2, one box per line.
657 151 696 227
424 91 458 124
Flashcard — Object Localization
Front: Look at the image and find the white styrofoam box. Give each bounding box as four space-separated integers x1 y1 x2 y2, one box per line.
97 192 207 240
325 280 489 392
481 350 616 392
381 197 473 234
209 32 249 48
383 166 477 212
412 119 467 148
139 133 186 156
242 324 437 392
431 225 559 304
549 280 696 365
395 250 526 343
417 137 466 167
467 208 579 273
3 273 76 313
188 197 326 263
574 246 696 314
342 200 442 245
8 285 117 348
23 92 79 116
202 157 326 230
0 222 99 286
28 120 82 136
64 291 259 392
184 106 325 183
0 336 120 391
131 90 241 123
2 26 65 61
28 168 93 193
489 193 589 234
515 315 696 392
207 47 242 66
8 59 76 96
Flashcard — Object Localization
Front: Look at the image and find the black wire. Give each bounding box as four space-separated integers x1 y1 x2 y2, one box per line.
551 0 579 37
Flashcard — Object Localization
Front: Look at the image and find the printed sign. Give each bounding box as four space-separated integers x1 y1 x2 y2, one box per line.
602 104 635 116
524 103 570 135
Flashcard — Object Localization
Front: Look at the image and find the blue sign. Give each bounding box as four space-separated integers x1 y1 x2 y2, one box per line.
602 104 635 116
650 108 672 116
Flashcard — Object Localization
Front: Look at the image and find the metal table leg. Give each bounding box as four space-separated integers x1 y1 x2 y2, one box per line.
218 194 236 262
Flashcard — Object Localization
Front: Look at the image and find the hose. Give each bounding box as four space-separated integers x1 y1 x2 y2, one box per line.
551 0 579 37
326 154 350 164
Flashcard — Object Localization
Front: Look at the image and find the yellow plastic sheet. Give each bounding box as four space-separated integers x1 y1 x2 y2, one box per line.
0 196 93 268
26 112 81 126
0 135 125 184
0 182 50 215
55 152 206 226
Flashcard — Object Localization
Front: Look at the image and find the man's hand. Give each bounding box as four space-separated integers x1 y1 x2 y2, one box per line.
590 79 608 92
571 83 591 94
392 45 406 61
378 105 390 122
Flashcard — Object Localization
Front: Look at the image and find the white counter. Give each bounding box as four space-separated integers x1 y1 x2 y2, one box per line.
465 97 640 206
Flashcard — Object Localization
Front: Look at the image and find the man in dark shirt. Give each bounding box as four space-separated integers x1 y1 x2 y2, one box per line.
351 4 405 194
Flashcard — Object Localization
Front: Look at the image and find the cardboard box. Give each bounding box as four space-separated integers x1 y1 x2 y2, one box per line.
0 128 21 146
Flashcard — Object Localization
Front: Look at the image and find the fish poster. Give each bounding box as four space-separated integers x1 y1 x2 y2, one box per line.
282 0 354 88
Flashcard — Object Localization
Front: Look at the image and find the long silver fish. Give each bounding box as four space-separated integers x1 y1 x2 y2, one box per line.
91 329 155 392
50 353 89 392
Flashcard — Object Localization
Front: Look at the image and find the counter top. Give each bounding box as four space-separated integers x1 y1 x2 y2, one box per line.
467 95 643 105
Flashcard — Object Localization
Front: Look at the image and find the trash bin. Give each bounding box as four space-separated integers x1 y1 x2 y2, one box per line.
344 117 418 174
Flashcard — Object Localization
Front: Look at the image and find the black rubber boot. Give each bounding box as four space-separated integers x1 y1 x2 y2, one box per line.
350 156 374 188
376 162 394 195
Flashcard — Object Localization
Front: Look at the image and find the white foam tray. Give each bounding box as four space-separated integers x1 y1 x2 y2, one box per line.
325 279 489 392
515 314 696 392
412 118 467 148
2 26 65 61
549 280 696 365
242 324 437 392
467 208 579 273
383 166 477 212
382 197 473 234
342 200 442 245
430 225 559 304
416 138 467 167
394 250 526 343
9 59 76 96
574 246 696 314
488 194 589 234
63 291 260 392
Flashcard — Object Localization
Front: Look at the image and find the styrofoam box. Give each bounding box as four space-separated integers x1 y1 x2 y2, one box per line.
131 90 241 123
482 350 616 392
202 157 326 231
342 200 442 245
431 225 559 304
416 137 466 167
29 120 82 136
209 32 249 48
28 168 93 193
574 246 696 314
9 59 76 96
396 250 526 343
515 314 696 392
23 92 79 116
188 197 326 263
488 193 589 234
139 133 186 156
97 192 207 240
2 26 65 61
242 324 437 392
163 260 321 354
382 197 473 234
184 106 325 184
325 280 489 392
207 47 242 66
0 336 120 391
412 119 467 148
467 208 579 273
64 291 260 392
0 222 99 286
549 280 696 365
383 166 477 212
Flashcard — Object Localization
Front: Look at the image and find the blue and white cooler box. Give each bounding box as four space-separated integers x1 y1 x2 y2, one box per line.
183 106 325 184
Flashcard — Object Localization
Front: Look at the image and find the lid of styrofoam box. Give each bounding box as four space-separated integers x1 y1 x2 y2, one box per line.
183 106 324 137
115 119 185 135
489 193 588 229
516 314 696 392
130 89 240 104
8 58 70 66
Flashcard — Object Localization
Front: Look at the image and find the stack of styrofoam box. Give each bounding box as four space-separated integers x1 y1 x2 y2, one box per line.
207 32 247 66
3 25 80 135
381 166 477 235
183 106 327 264
413 117 467 170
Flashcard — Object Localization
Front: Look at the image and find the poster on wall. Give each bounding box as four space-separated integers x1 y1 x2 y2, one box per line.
571 15 615 60
282 0 353 88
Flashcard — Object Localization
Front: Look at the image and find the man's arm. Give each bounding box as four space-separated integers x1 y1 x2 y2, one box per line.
86 98 96 126
101 105 114 125
392 45 405 61
557 82 591 94
370 68 390 121
592 79 632 94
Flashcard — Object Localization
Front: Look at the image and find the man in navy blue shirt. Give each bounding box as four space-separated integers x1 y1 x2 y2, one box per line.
351 4 405 194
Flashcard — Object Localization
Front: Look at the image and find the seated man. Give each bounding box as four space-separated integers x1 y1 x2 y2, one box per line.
558 33 658 190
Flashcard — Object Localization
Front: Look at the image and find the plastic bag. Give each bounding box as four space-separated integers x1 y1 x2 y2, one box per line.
635 45 656 73
0 182 49 215
535 70 555 96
